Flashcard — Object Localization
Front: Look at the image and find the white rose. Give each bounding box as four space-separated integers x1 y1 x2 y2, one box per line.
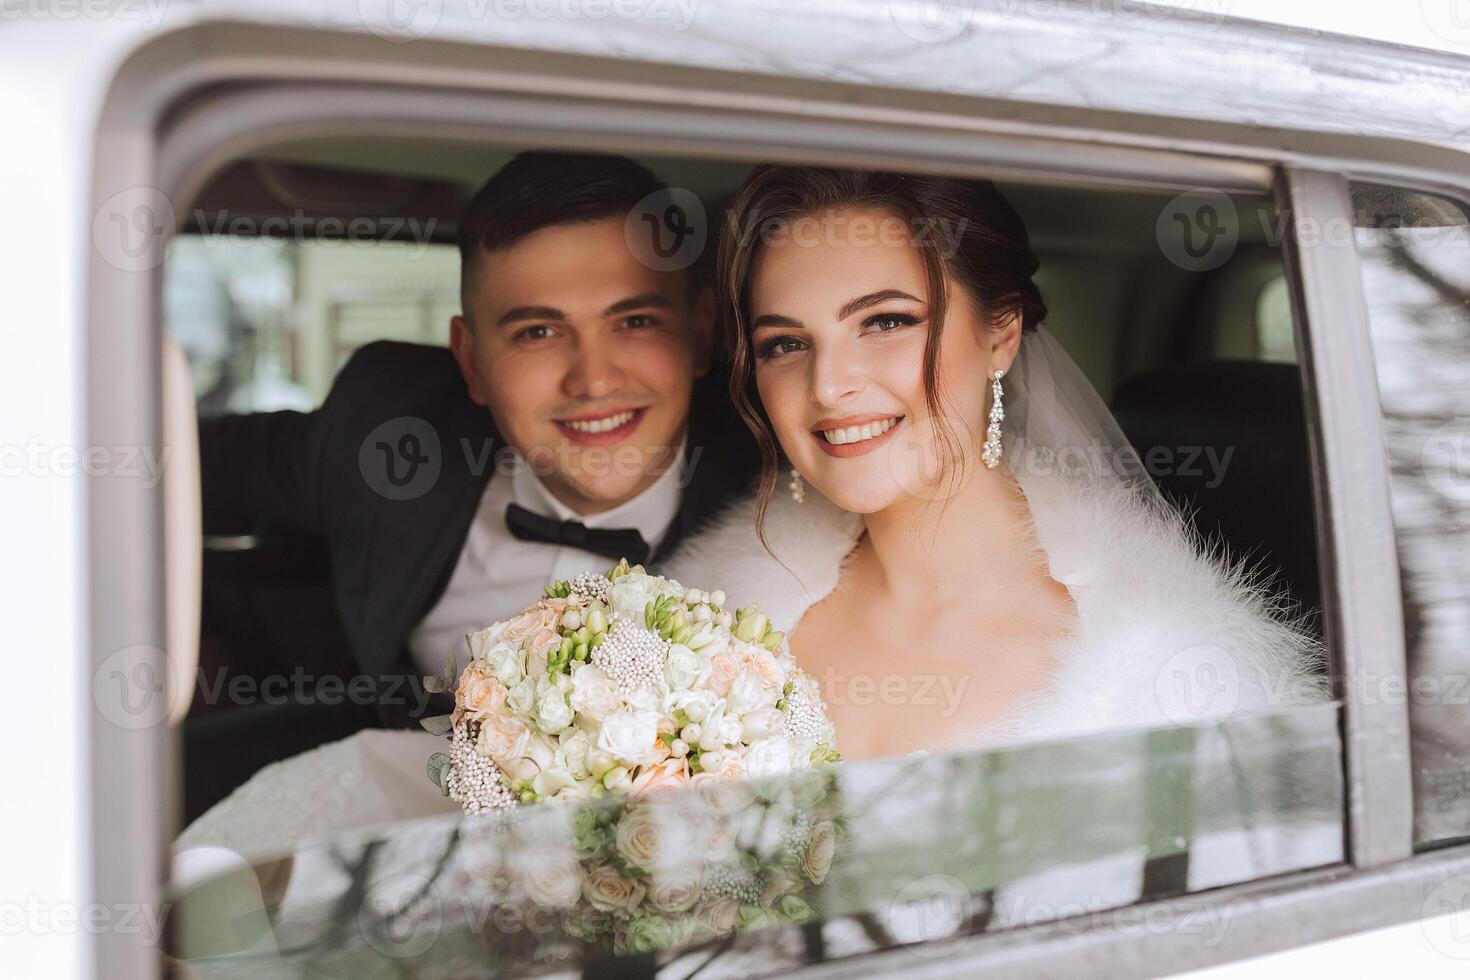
534 680 575 734
664 643 706 691
607 571 675 623
507 677 537 716
466 622 510 660
597 708 660 766
480 639 525 686
743 737 793 780
727 668 773 716
519 853 582 909
557 729 593 779
568 663 618 722
740 707 784 741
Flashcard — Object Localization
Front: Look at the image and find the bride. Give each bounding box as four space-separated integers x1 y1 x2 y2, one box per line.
661 164 1328 759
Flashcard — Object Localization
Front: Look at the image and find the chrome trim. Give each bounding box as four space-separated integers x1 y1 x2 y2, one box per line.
1280 167 1414 868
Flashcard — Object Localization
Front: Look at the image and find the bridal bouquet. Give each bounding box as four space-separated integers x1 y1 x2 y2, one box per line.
423 559 840 815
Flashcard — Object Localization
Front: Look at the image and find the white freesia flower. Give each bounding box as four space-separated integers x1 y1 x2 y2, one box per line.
744 736 793 779
717 712 744 747
664 643 706 690
597 708 660 765
741 707 784 741
568 663 618 722
697 701 726 752
531 767 578 797
665 688 717 723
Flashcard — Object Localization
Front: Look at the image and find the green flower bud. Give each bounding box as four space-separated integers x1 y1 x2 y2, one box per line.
761 630 784 651
778 894 814 924
587 607 607 635
734 612 767 643
574 641 589 662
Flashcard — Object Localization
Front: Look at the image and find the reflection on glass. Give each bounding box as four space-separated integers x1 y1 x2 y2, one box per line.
1354 184 1470 848
169 705 1341 976
163 237 458 417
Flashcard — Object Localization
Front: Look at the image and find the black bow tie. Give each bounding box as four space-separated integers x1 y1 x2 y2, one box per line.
504 503 651 566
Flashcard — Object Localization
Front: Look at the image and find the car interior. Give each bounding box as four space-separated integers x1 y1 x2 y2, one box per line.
167 141 1322 822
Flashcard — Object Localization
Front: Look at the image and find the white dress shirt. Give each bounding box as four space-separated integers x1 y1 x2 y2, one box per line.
408 443 686 678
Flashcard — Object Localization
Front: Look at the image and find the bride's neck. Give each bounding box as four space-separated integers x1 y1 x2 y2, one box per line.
860 462 1042 607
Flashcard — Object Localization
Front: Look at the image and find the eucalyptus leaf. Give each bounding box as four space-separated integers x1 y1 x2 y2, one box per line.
419 713 454 737
427 752 451 796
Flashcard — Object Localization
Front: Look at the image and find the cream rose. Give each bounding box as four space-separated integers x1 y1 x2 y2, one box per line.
519 854 582 909
706 651 740 697
741 645 788 689
647 863 703 914
457 666 507 721
525 628 561 678
630 757 691 798
615 802 689 873
582 866 646 913
800 820 836 884
700 897 740 936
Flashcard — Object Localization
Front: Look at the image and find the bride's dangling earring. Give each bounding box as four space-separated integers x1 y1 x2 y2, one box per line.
981 368 1005 469
788 466 806 504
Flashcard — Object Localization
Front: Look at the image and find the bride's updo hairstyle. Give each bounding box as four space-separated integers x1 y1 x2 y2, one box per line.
718 165 1048 536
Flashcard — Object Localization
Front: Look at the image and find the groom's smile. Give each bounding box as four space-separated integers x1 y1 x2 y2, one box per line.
553 405 650 447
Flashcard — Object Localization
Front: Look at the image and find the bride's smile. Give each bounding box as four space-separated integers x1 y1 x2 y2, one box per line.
811 413 904 457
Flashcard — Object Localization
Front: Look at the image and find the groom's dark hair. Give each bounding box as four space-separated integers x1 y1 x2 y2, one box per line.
457 151 672 318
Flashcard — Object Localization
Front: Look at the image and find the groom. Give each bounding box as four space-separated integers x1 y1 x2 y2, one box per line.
196 152 754 769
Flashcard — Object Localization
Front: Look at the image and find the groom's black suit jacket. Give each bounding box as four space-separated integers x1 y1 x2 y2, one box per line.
198 340 756 725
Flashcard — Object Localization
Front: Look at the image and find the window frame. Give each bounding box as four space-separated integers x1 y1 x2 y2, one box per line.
87 29 1470 979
